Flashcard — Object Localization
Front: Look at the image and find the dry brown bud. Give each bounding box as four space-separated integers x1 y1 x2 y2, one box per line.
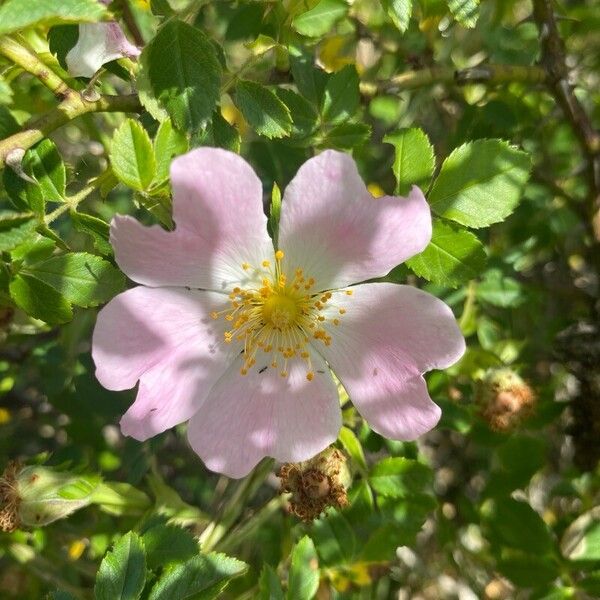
278 447 350 522
477 368 536 432
0 461 21 533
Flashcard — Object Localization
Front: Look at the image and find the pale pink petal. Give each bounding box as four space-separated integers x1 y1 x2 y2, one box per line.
111 148 274 291
315 283 465 440
92 286 237 440
277 151 431 291
66 22 140 78
187 354 341 478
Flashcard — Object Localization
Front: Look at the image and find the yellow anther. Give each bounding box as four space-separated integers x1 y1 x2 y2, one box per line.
345 290 353 295
262 260 271 267
240 368 248 375
275 250 285 260
225 314 234 321
333 318 340 326
339 308 346 314
210 311 219 320
242 262 251 270
280 371 288 378
306 372 314 381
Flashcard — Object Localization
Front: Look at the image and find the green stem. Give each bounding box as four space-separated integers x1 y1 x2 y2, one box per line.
0 93 142 168
215 496 284 554
379 63 547 93
44 171 115 225
0 35 73 97
199 459 275 552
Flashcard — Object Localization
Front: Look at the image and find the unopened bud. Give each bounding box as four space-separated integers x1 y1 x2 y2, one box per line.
0 461 100 531
477 368 536 432
278 447 351 522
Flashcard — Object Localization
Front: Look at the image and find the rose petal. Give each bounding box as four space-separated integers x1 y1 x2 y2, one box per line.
66 22 140 78
187 354 341 478
111 148 274 292
92 286 237 440
314 282 465 440
278 150 431 290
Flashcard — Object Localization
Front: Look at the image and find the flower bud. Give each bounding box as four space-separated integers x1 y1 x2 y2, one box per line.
477 368 536 432
277 447 351 522
0 462 100 531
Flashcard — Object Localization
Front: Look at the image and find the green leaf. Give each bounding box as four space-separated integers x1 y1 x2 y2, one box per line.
142 525 199 571
292 0 348 37
321 123 370 150
289 48 328 106
497 550 558 587
561 508 600 562
135 191 173 229
428 139 531 228
369 457 433 498
210 111 241 152
275 88 319 139
311 512 357 565
288 537 319 600
476 268 524 307
321 65 359 124
49 593 77 600
110 120 156 191
142 20 222 131
70 211 112 256
0 213 37 252
22 252 125 308
384 127 435 195
95 532 146 600
258 564 284 600
0 105 20 139
234 80 292 139
27 139 66 203
484 498 555 554
448 0 480 28
9 273 72 324
360 496 435 561
381 0 413 32
153 119 188 186
148 553 247 600
405 219 487 287
0 0 105 36
3 140 66 214
338 426 367 473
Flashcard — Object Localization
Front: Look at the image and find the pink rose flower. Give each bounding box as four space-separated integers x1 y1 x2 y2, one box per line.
92 148 465 478
66 4 140 79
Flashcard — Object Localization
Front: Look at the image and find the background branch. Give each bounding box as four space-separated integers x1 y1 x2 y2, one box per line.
532 0 600 236
0 93 142 168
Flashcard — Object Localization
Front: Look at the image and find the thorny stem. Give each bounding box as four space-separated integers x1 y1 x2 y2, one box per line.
0 35 73 97
0 93 142 169
531 0 600 239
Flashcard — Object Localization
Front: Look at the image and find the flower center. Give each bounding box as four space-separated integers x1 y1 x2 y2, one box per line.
210 250 352 380
262 294 298 330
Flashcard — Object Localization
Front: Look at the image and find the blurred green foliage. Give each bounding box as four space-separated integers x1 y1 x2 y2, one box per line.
0 0 599 598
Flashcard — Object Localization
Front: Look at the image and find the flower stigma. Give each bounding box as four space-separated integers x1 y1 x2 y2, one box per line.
210 250 351 380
